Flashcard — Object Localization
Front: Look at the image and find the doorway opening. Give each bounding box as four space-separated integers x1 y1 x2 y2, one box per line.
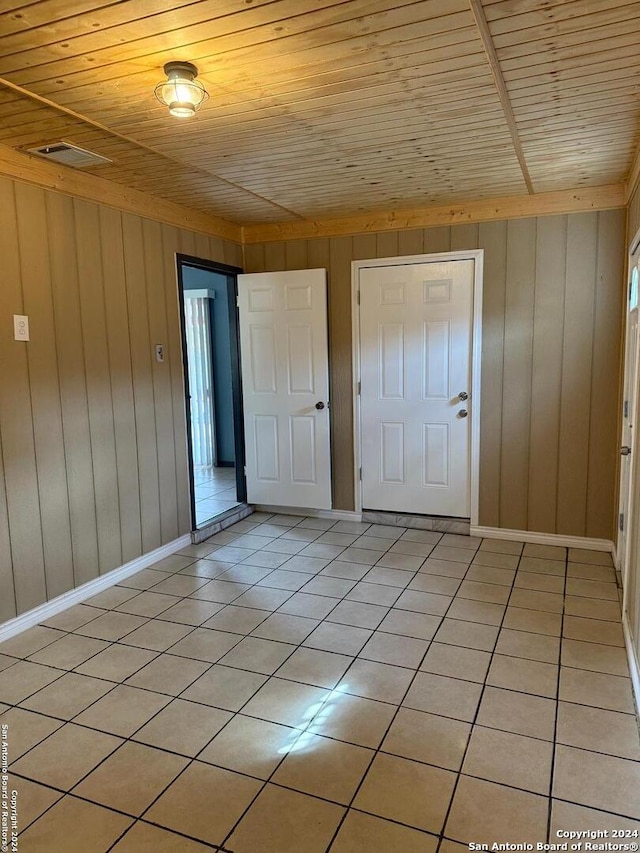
176 254 246 529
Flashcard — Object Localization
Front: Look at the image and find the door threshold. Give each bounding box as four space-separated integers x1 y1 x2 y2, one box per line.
362 509 470 535
192 503 253 543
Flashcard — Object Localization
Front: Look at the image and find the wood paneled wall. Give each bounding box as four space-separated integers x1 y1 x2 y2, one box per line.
244 210 626 539
0 174 626 624
0 176 241 622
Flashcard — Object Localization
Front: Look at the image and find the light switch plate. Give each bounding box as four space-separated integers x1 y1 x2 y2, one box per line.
14 315 29 341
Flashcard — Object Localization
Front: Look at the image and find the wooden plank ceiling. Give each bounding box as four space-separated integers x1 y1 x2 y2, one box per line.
0 0 638 224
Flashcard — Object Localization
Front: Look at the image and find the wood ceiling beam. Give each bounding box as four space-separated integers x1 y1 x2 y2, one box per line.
0 137 625 247
241 184 625 243
0 75 303 221
468 0 535 194
0 142 242 243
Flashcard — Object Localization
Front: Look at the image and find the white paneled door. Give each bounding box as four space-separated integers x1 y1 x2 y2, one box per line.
238 269 331 509
359 259 475 517
618 248 640 580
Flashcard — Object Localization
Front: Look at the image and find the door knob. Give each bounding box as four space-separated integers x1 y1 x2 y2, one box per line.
458 409 468 418
458 391 468 401
315 401 325 410
621 446 632 456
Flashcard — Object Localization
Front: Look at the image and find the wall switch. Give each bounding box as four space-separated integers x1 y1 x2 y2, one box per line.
14 315 29 341
155 344 165 363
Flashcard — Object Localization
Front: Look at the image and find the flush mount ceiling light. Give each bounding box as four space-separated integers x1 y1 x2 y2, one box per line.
154 61 209 118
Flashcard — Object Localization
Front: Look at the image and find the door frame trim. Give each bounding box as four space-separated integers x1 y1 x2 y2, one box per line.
351 250 484 524
617 227 640 581
176 254 246 531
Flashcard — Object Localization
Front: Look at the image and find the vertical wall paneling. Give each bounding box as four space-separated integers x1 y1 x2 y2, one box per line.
557 213 599 536
500 218 537 530
398 229 424 256
0 178 47 612
0 169 625 629
0 184 20 619
74 199 122 574
477 220 508 528
47 192 100 584
178 228 197 258
0 176 243 621
0 443 14 621
588 209 625 538
285 240 307 270
224 237 243 269
99 206 143 563
376 231 399 258
193 232 210 260
264 241 286 271
161 224 191 537
528 215 567 534
424 226 451 254
15 184 74 600
329 236 355 510
246 213 624 536
243 243 266 273
122 213 162 554
207 235 225 263
451 223 479 252
307 239 331 276
352 234 377 262
143 219 179 545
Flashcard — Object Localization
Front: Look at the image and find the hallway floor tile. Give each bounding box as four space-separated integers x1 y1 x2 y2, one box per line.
1 515 639 851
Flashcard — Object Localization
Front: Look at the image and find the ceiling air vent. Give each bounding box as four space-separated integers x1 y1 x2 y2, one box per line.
26 142 112 168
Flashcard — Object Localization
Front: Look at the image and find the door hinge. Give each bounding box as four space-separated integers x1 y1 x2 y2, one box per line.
624 400 629 418
620 512 624 532
356 290 360 305
236 296 240 308
357 381 361 395
359 467 362 481
243 465 247 477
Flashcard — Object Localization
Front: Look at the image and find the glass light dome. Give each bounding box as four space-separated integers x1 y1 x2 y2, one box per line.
154 62 208 118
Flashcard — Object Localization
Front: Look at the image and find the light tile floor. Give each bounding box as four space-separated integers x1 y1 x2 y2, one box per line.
194 465 240 526
2 515 640 852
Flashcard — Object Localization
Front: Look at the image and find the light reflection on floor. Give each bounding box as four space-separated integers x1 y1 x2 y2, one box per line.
278 685 351 755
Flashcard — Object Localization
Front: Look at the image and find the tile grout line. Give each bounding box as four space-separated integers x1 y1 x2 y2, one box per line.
323 538 488 851
5 528 634 847
433 541 525 850
210 526 421 846
547 545 569 842
213 525 452 848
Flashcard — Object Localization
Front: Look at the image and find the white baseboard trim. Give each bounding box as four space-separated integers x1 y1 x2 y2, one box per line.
0 534 191 644
254 505 362 522
470 525 615 555
622 613 640 719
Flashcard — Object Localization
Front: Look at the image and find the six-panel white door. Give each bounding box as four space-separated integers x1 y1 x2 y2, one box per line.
238 269 332 509
359 259 474 517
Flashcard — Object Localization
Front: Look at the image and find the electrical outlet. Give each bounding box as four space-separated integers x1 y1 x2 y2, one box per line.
14 315 29 341
155 344 165 363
